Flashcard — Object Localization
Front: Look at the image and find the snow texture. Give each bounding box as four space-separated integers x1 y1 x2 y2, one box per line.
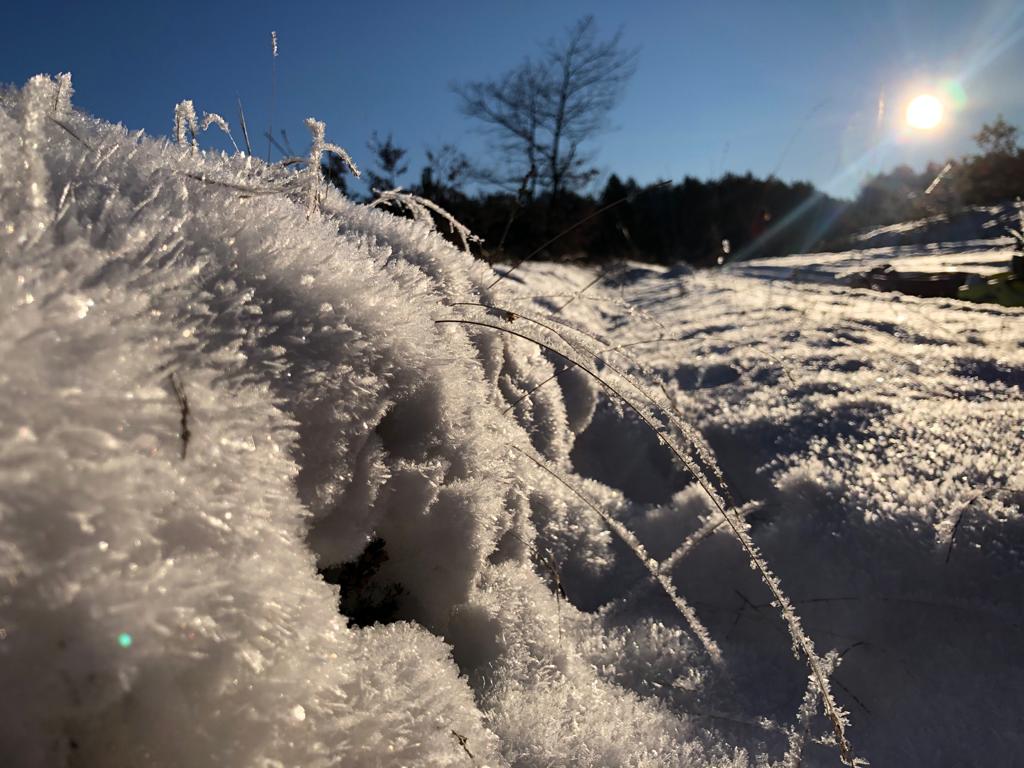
3 75 1022 767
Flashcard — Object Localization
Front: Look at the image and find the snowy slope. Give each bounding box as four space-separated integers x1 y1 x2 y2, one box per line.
734 242 1014 285
734 203 1021 286
512 258 1024 765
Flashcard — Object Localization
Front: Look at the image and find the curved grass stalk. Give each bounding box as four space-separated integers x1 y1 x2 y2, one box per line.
449 302 730 502
660 501 762 573
434 314 857 766
510 445 722 665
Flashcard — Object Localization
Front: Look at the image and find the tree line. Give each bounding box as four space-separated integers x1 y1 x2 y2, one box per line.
323 15 1024 266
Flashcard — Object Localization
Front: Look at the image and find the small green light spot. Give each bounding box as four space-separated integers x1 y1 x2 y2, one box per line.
117 632 133 648
940 78 968 110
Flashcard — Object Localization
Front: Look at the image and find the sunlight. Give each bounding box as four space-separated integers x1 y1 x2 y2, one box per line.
906 93 944 130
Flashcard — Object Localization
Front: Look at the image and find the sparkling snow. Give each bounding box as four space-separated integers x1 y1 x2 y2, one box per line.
2 75 1021 767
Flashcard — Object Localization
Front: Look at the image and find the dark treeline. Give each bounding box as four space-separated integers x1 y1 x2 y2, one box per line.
322 12 1024 267
412 167 845 265
329 118 1022 266
327 131 848 265
322 113 1024 267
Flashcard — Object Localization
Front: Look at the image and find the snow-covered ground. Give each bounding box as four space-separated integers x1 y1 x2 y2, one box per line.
2 76 1022 767
735 203 1020 286
734 242 1013 284
513 259 1024 765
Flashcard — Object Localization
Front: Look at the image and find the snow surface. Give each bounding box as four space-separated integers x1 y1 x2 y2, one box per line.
513 257 1024 765
2 76 1022 767
735 203 1020 286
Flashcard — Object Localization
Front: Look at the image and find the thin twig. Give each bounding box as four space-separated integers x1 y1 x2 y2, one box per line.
264 131 289 160
437 316 855 764
450 730 473 760
446 304 725 497
168 372 191 460
47 115 94 151
502 370 561 415
267 31 277 162
511 444 722 664
552 269 606 313
236 97 253 156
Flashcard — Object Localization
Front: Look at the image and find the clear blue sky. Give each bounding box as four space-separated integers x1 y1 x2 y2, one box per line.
4 0 1023 199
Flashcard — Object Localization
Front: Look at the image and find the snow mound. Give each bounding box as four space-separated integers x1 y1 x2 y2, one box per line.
0 76 770 767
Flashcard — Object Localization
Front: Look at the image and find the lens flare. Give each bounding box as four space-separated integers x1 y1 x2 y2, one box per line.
906 94 944 130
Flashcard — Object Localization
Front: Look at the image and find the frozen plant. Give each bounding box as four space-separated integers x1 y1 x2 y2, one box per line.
303 117 359 214
173 99 199 148
370 188 482 252
52 72 72 114
174 100 238 153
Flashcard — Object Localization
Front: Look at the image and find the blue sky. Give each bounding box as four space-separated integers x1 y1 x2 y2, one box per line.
4 0 1023 199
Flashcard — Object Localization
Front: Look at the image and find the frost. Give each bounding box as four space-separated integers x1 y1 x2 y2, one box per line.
370 188 483 252
4 73 1020 768
174 99 199 148
302 117 359 214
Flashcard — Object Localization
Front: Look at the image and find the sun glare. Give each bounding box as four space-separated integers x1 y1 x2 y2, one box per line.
906 93 944 130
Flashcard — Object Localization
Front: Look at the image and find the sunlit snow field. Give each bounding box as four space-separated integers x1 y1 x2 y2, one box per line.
2 76 1022 767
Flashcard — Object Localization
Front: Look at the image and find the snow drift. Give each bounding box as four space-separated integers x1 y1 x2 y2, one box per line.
0 75 757 768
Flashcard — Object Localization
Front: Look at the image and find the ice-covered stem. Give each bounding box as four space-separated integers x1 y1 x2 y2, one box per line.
660 501 761 572
370 188 482 252
781 651 840 768
511 445 722 665
53 72 73 114
452 301 727 500
200 112 240 153
174 100 199 149
435 312 856 765
175 102 240 153
267 31 278 161
304 117 359 214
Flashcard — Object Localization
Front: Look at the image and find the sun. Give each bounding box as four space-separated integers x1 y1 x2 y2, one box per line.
906 93 944 130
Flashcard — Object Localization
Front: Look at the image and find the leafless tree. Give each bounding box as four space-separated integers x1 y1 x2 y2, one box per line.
454 60 547 196
454 16 637 206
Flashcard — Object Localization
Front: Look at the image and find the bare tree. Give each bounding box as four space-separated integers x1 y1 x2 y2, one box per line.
421 144 472 193
454 16 637 206
454 60 547 196
541 17 637 204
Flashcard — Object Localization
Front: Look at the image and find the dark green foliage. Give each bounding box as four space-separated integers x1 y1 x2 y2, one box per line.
319 538 404 628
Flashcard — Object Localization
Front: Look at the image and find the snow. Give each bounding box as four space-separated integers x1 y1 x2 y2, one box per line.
735 202 1021 286
512 257 1024 765
2 75 1022 767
